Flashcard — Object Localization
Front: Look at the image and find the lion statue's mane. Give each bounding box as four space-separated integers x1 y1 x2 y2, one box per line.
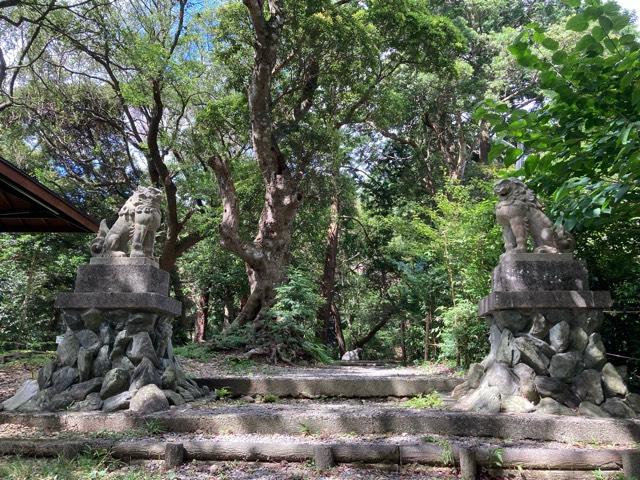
91 186 162 258
494 178 574 254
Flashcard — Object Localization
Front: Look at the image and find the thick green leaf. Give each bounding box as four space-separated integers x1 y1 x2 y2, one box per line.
566 14 589 32
598 15 613 33
562 0 580 7
542 37 560 50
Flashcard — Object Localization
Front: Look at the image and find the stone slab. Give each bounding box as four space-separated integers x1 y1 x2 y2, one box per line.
194 375 463 398
3 404 640 445
478 291 612 316
75 264 169 295
90 257 160 268
55 292 182 316
493 253 589 292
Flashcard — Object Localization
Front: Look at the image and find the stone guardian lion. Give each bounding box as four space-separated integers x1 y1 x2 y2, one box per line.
91 186 163 258
494 178 574 254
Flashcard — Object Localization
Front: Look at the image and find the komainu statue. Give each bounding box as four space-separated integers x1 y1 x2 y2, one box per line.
91 186 162 258
494 178 574 254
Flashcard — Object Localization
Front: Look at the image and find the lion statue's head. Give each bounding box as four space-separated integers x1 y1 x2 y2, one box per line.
494 178 541 209
119 186 162 216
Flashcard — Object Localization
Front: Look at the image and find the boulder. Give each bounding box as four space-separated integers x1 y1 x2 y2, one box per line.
110 330 131 359
570 328 589 353
99 323 115 347
126 332 159 367
69 392 103 412
126 312 157 335
68 377 103 401
514 337 549 375
534 376 580 408
77 347 94 382
129 384 170 414
100 368 129 399
578 401 610 418
529 313 550 339
161 366 178 390
456 386 501 414
56 332 80 367
62 311 84 330
75 329 101 353
102 390 133 412
112 355 135 372
176 386 194 402
549 351 583 380
575 311 603 335
496 330 520 366
92 345 111 377
81 308 104 331
601 363 628 397
2 380 39 411
501 395 535 413
451 382 472 399
130 357 161 391
163 389 185 406
49 391 75 410
493 311 528 332
483 362 518 395
584 333 606 369
523 334 556 358
572 369 604 405
51 366 78 393
549 321 570 352
602 397 635 418
625 393 640 414
513 362 538 403
38 361 55 390
536 397 573 416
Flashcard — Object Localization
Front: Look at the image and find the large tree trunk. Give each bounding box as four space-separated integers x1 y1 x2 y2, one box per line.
317 193 340 345
208 0 312 328
194 288 210 343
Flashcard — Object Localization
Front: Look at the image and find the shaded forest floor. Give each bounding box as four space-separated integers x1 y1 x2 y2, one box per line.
0 456 460 479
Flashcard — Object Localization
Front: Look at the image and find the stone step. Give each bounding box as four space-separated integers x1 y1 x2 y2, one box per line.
194 374 462 398
0 433 629 475
3 401 640 445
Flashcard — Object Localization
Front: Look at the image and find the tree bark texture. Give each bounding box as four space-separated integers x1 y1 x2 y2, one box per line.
208 0 313 328
318 194 340 345
194 288 210 343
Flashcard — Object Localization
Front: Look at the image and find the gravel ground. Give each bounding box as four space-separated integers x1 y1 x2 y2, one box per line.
0 362 37 403
180 356 458 379
124 460 459 479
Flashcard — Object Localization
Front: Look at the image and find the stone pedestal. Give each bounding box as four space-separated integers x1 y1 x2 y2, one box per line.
455 253 639 418
5 258 207 413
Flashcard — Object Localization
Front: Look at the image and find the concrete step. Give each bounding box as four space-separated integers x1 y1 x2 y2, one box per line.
194 373 462 398
3 401 640 445
0 433 629 477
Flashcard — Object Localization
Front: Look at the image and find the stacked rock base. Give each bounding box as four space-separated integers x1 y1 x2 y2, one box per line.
2 258 208 414
454 253 639 418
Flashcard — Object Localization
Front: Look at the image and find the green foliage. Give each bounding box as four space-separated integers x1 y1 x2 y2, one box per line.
438 300 488 367
484 0 640 231
173 343 212 362
214 387 232 399
0 451 164 480
402 392 444 409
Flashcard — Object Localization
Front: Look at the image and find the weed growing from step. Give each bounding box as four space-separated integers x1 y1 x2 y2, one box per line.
298 422 315 436
261 393 280 403
490 447 503 468
402 392 444 409
437 439 454 466
215 386 232 399
142 419 168 435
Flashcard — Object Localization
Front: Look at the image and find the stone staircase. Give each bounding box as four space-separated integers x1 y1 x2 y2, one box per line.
1 364 640 479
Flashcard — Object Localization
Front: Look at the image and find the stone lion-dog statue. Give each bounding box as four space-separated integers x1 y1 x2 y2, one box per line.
91 186 162 258
494 178 574 254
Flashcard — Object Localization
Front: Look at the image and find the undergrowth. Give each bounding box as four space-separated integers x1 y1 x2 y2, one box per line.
0 450 164 480
402 392 444 409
